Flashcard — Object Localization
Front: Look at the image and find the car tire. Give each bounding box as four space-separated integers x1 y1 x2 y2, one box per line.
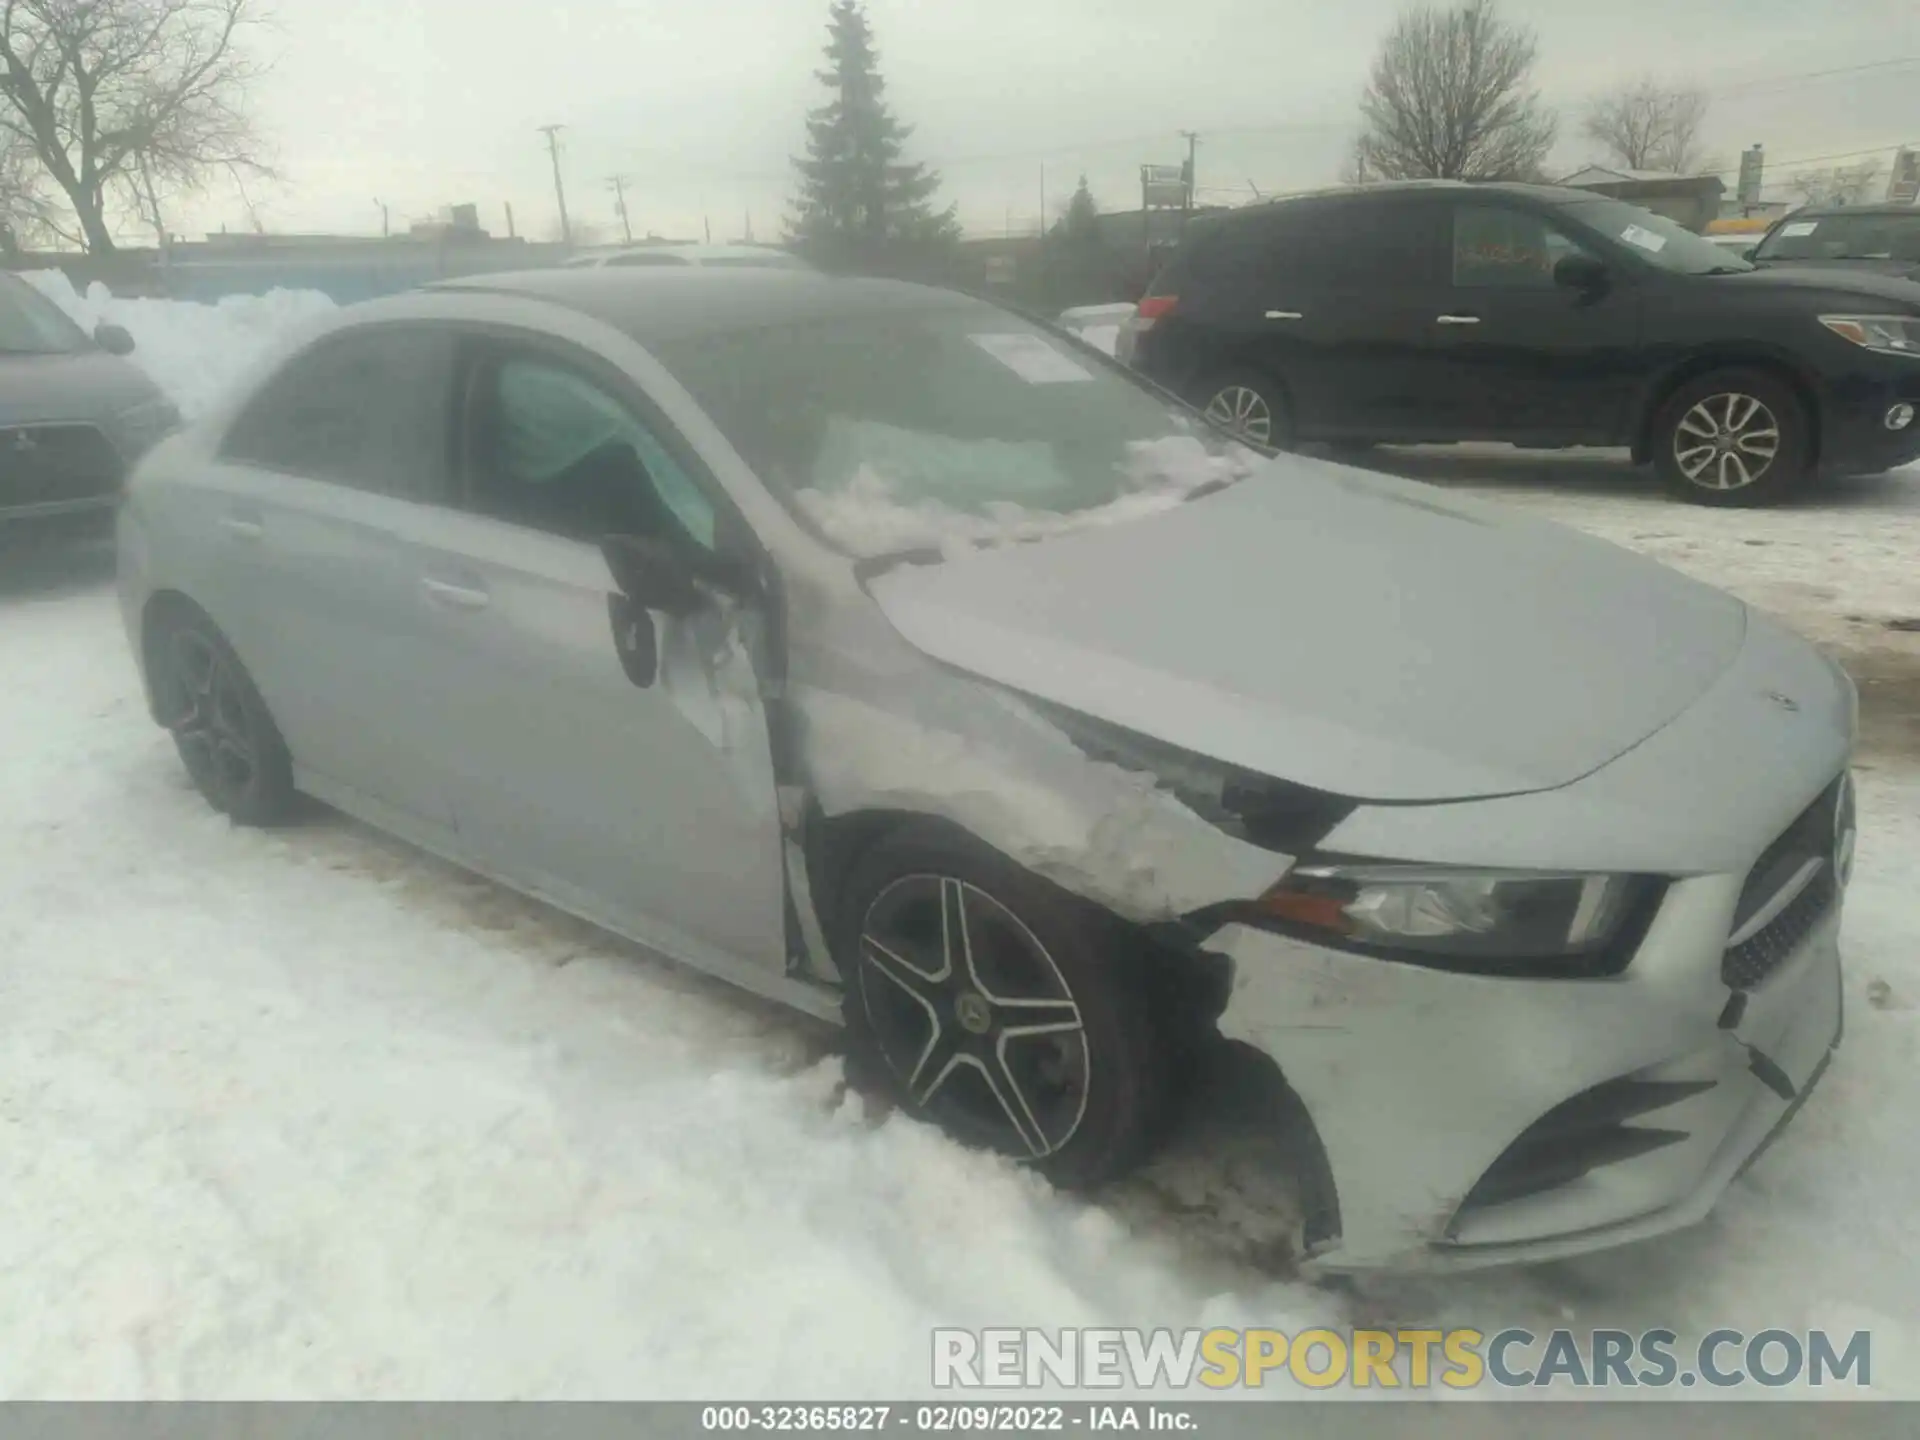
835 823 1174 1190
1652 368 1811 507
151 610 297 825
1198 369 1292 449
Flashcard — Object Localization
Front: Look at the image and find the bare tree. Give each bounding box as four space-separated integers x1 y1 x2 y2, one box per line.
1583 79 1711 173
0 0 272 254
1354 0 1557 182
1787 158 1886 208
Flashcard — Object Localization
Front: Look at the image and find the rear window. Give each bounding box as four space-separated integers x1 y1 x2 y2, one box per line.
1755 212 1920 264
1180 199 1445 290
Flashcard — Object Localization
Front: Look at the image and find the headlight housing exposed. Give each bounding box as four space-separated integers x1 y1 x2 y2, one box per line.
1255 865 1659 976
1818 314 1920 356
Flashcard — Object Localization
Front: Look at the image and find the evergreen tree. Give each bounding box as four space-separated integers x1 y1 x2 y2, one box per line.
1056 175 1101 245
788 0 961 272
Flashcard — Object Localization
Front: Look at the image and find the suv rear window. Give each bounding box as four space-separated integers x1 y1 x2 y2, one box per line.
1181 198 1446 290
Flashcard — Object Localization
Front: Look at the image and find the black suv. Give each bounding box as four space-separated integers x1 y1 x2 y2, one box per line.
1121 181 1920 505
1750 203 1920 284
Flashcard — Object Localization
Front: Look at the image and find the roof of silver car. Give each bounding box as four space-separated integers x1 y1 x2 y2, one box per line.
426 267 980 341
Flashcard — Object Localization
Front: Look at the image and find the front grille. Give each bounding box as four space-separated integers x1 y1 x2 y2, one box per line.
1451 1076 1712 1222
1721 778 1845 991
0 424 125 509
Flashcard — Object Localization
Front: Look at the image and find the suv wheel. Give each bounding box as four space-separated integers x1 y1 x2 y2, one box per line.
837 825 1174 1189
1200 371 1291 448
1652 368 1811 506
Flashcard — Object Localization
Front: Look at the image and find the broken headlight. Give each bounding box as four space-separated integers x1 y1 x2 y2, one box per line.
1256 865 1659 975
1025 697 1355 849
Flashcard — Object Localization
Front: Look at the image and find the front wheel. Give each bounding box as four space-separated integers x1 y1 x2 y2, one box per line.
836 826 1174 1189
1652 369 1811 506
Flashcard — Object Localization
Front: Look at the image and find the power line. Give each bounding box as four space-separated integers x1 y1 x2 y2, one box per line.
1709 56 1920 98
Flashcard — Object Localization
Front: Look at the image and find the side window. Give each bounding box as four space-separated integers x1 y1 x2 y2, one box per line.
1453 207 1593 288
464 351 718 550
221 327 451 499
1262 201 1449 290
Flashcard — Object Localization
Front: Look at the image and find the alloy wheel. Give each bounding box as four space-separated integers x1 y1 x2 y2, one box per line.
165 630 257 802
1673 391 1781 491
857 874 1091 1159
1204 385 1274 444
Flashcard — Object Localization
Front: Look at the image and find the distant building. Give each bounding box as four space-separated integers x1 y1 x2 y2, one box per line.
1557 167 1728 233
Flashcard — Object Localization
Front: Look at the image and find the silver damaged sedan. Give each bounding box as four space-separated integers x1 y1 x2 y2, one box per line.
115 268 1857 1273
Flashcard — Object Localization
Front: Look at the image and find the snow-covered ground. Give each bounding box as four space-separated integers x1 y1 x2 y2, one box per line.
0 285 1914 1398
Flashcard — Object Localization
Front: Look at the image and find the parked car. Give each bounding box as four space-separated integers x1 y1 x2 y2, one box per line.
119 267 1855 1272
562 243 813 271
1749 203 1920 283
2 272 180 534
1119 181 1920 505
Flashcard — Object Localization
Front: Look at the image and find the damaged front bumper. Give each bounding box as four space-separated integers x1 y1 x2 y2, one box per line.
1208 874 1844 1274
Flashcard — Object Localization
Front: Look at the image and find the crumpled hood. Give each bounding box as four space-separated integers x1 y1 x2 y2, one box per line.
867 460 1750 803
0 350 164 427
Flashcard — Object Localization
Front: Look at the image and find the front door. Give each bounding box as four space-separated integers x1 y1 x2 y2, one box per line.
411 336 789 976
1436 203 1645 443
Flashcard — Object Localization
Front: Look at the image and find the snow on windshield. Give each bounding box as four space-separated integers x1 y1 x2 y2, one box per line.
793 430 1264 560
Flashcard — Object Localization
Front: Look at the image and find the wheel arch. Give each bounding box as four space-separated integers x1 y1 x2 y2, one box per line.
806 805 1233 1031
1630 349 1823 466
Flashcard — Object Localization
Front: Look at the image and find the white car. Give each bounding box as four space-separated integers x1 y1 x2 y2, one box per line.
562 243 812 271
115 267 1856 1273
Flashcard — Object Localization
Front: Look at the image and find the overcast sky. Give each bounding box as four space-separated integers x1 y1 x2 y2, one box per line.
190 0 1920 244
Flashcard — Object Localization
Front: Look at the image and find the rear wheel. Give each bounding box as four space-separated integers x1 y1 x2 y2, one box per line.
1652 368 1811 506
1199 370 1291 449
837 825 1174 1189
151 610 296 825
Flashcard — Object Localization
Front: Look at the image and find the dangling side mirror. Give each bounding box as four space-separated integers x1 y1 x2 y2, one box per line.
600 533 705 617
94 321 136 355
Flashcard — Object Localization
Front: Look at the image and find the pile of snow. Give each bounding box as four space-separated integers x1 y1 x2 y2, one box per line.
795 428 1261 560
20 270 338 421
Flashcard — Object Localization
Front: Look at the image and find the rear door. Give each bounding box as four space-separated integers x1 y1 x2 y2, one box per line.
207 325 460 828
1437 202 1645 442
1175 198 1454 440
403 331 790 976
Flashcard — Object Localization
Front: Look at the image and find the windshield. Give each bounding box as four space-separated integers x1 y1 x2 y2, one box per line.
1557 197 1755 275
0 275 91 355
1755 211 1920 264
651 302 1259 559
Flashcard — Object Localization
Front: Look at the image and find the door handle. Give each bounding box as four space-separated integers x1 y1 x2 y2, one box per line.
218 513 263 540
1264 310 1304 320
1436 314 1482 325
419 576 490 611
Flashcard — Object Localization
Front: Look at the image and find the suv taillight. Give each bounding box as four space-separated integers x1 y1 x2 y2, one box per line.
1135 294 1178 324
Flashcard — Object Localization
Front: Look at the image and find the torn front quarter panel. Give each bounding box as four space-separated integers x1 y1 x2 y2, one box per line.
787 670 1293 928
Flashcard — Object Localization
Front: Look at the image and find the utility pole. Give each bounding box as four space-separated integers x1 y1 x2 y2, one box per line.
505 201 517 239
538 124 572 245
374 199 390 237
1179 130 1199 217
608 176 633 242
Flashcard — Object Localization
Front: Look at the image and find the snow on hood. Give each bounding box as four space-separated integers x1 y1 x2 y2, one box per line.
794 429 1263 561
21 269 339 420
